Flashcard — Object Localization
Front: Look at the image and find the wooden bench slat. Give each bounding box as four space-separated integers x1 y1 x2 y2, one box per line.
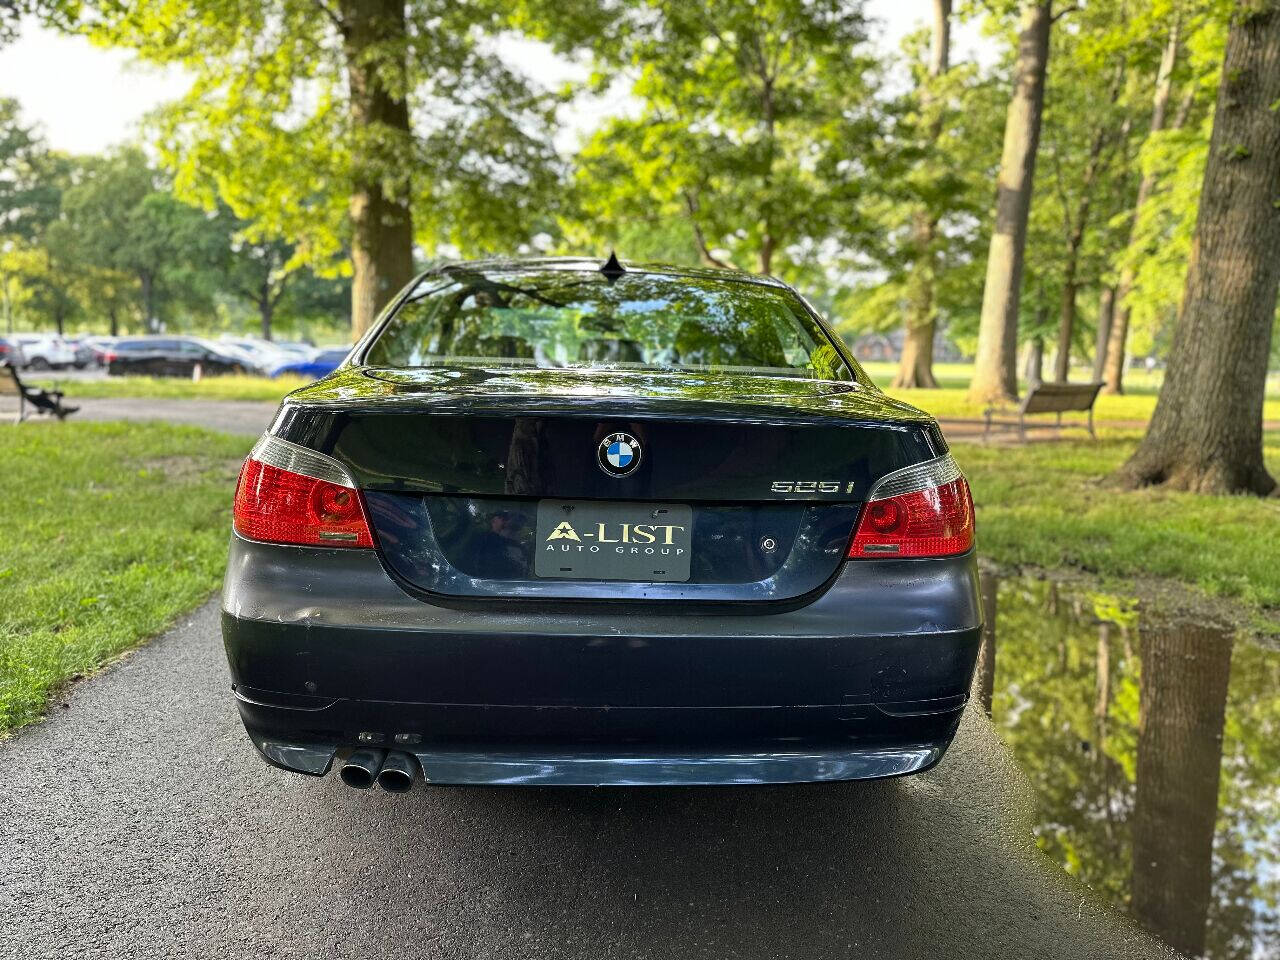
984 380 1102 442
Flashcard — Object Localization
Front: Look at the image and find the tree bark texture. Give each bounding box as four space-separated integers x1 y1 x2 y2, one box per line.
1103 21 1180 394
895 214 941 389
341 0 416 340
1130 622 1233 958
1053 70 1121 382
969 1 1051 404
1092 286 1114 382
1024 334 1044 384
140 269 157 332
892 0 951 389
1113 4 1280 495
260 292 275 342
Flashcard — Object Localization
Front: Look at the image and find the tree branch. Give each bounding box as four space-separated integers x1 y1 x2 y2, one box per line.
312 0 345 33
682 191 736 270
268 272 292 311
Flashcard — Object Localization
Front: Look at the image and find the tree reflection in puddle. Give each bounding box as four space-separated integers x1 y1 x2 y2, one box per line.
978 572 1279 959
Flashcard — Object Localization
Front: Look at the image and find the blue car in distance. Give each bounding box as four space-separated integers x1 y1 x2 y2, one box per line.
269 347 352 380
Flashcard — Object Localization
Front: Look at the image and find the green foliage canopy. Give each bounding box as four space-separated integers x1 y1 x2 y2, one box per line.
82 0 567 274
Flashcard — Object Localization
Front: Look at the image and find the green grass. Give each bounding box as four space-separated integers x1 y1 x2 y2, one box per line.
955 430 1280 610
35 363 1280 424
861 361 1280 424
0 422 251 733
28 374 305 402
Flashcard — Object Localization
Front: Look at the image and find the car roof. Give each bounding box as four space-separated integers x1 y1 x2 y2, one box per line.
429 256 790 290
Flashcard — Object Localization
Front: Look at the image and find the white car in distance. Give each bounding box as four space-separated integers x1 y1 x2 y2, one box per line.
14 334 78 370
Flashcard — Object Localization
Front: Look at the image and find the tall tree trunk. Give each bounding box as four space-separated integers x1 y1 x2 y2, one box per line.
968 1 1052 404
1112 5 1280 495
139 269 157 332
108 304 119 338
260 290 274 342
1130 622 1233 957
1025 333 1044 384
1103 20 1180 395
1092 286 1114 382
1053 70 1119 383
683 193 735 270
1 271 12 335
758 236 774 275
340 0 416 340
1053 244 1079 381
892 0 950 390
757 55 777 278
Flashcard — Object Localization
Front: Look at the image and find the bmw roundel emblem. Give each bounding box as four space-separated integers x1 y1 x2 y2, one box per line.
598 431 642 478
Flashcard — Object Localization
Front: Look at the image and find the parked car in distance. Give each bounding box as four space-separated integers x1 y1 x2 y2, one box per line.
218 336 297 373
14 334 78 370
273 340 319 360
223 257 979 793
210 340 270 375
268 346 351 380
106 336 253 377
0 337 26 368
79 336 119 368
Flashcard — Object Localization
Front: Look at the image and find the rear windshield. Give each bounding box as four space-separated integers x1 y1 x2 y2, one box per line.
364 268 853 381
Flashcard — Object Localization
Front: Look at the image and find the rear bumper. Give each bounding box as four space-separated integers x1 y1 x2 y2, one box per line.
222 536 982 786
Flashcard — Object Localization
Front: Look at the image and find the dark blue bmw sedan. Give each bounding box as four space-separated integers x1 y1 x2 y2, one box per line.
222 257 980 790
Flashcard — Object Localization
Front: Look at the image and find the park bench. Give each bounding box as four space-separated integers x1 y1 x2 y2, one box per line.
983 380 1102 442
0 362 79 423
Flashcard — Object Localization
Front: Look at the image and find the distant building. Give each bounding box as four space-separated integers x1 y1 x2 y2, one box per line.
851 333 897 362
848 330 966 363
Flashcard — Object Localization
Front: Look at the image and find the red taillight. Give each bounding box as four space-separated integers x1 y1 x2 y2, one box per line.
103 351 118 363
848 458 974 559
233 437 374 549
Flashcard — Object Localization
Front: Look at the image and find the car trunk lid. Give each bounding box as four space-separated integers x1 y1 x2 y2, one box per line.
272 366 945 603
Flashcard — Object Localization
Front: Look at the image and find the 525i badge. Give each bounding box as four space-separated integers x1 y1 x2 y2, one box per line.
770 480 854 494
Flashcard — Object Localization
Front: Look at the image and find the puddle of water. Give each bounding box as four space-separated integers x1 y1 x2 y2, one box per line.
977 572 1280 959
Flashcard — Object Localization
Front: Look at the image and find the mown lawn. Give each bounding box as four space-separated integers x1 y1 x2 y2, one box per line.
860 361 1280 424
0 422 251 733
34 363 1280 425
28 374 307 402
955 430 1280 610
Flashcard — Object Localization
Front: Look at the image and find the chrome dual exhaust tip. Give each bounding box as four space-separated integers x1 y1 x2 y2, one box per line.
339 748 386 789
338 748 420 792
376 751 419 793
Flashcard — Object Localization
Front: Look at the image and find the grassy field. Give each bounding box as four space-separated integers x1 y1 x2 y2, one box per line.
956 430 1280 611
36 363 1280 425
0 422 251 733
29 374 307 402
862 361 1280 423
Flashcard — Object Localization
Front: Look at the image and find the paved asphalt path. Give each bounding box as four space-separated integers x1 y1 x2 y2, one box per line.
74 396 279 436
0 601 1174 960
